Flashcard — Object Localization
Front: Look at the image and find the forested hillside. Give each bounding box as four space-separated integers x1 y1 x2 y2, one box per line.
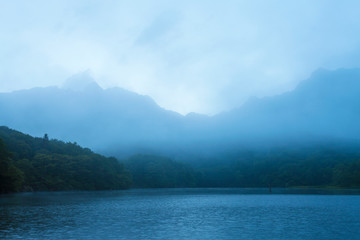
193 144 360 188
0 137 23 193
0 126 131 193
125 155 197 188
2 126 360 193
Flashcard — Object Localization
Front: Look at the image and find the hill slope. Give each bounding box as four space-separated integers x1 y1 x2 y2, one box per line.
0 127 131 193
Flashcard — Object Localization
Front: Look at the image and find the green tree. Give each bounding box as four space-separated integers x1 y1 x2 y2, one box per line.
0 138 24 193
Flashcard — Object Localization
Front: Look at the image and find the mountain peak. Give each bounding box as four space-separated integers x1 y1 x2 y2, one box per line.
62 71 102 92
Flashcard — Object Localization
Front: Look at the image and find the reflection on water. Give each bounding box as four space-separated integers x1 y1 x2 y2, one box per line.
1 188 360 240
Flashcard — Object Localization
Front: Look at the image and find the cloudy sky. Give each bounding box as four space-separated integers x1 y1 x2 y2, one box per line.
1 0 360 115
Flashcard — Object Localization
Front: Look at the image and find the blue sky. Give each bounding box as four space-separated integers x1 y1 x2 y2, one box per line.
1 0 360 115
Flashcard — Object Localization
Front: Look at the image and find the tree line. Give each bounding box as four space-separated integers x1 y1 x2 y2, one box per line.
0 127 131 193
1 126 360 193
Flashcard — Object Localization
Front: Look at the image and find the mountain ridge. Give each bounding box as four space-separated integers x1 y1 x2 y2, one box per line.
1 68 359 157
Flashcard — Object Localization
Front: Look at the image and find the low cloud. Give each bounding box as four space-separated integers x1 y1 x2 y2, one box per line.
1 0 360 114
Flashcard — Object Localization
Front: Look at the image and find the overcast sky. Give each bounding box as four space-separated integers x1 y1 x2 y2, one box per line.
1 0 360 115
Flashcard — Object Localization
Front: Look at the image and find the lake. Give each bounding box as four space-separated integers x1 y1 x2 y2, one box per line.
1 188 360 240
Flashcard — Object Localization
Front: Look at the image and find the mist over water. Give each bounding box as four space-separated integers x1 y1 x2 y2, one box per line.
1 1 360 239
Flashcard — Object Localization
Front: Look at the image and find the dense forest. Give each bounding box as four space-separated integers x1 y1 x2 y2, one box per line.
0 127 131 193
124 154 197 188
192 145 360 188
122 143 360 189
0 137 23 193
2 126 360 193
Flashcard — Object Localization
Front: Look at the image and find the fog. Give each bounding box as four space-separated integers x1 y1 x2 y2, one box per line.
0 68 359 160
1 1 360 160
2 0 360 114
3 4 360 238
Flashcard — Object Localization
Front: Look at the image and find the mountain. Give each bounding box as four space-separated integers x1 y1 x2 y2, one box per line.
212 68 360 142
0 73 186 155
0 68 360 157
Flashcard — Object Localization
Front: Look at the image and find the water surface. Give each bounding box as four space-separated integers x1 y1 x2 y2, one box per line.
1 188 360 240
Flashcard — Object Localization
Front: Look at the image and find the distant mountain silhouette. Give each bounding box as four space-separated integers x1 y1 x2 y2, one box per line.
1 68 359 157
0 73 184 154
213 68 360 141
